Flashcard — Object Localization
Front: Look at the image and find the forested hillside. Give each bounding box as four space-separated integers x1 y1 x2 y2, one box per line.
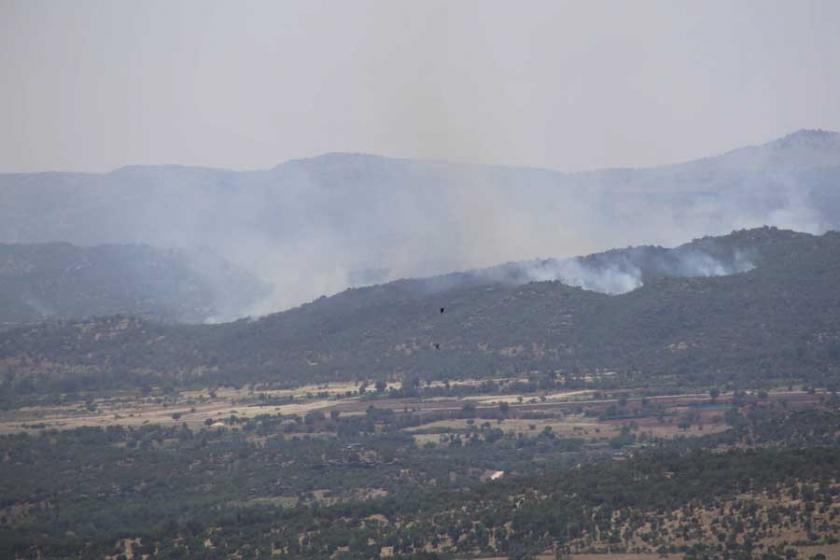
2 227 838 397
0 243 267 330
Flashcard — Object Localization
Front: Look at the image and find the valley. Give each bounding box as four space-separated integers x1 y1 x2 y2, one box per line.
2 372 839 559
3 3 839 557
1 226 839 558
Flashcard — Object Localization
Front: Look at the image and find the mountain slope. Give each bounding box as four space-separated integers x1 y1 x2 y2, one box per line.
1 130 838 312
2 227 838 395
0 243 268 330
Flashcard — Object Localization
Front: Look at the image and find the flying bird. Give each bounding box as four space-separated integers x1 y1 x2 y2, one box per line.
439 307 445 314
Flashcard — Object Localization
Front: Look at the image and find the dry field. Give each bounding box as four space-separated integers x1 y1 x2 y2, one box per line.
407 412 729 445
0 385 819 446
0 383 359 433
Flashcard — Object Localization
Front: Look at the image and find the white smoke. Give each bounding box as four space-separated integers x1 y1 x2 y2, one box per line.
520 259 643 294
505 248 755 295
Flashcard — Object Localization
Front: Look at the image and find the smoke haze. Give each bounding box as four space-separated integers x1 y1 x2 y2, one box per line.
2 1 839 173
1 2 839 317
0 130 837 315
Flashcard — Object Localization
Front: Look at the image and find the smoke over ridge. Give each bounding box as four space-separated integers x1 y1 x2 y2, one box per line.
0 130 837 316
432 241 756 298
514 249 755 295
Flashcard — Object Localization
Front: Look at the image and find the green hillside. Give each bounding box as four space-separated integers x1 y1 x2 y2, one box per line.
2 227 839 398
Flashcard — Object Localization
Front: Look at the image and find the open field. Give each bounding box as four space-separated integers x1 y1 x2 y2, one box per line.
0 383 361 433
0 393 341 433
408 413 729 444
0 382 824 450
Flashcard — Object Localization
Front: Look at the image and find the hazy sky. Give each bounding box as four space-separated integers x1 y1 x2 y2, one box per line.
1 0 839 173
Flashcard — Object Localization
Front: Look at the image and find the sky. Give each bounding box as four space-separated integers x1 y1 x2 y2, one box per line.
1 0 839 173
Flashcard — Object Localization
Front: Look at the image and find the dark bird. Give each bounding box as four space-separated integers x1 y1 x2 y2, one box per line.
433 343 440 350
439 307 445 314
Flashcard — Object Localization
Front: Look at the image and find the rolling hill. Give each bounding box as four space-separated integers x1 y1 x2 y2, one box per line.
2 227 838 396
0 242 268 330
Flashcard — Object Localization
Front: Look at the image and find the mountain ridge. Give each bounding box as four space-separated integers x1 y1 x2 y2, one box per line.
4 128 838 178
1 130 839 313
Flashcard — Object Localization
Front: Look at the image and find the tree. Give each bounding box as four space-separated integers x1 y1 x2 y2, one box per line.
709 387 720 402
462 402 477 418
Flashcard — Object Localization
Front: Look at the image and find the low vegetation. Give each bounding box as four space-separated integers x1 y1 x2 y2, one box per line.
1 380 838 559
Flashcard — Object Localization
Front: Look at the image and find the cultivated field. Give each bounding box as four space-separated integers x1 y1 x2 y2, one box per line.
0 381 820 448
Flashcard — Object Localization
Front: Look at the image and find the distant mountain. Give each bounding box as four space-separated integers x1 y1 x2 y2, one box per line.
2 227 838 395
0 243 268 330
0 130 838 313
680 128 840 172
